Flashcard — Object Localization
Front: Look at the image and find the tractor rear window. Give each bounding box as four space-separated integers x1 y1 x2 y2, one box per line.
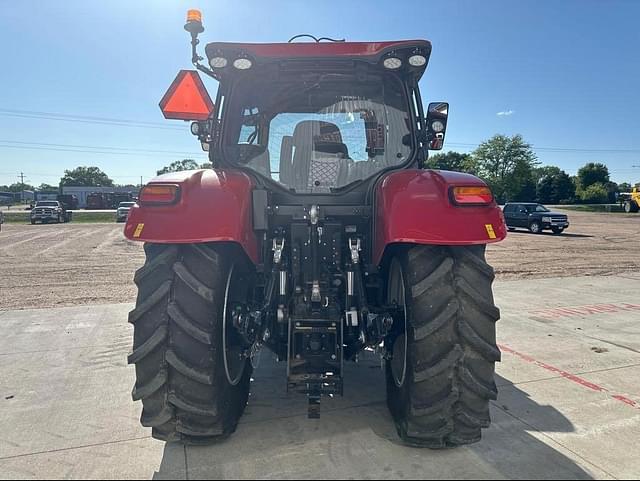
223 74 413 193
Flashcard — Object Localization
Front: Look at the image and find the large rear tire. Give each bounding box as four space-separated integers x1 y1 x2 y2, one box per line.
128 243 253 444
386 245 500 448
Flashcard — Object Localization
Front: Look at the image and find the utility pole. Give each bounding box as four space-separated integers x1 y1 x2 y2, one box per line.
18 172 28 203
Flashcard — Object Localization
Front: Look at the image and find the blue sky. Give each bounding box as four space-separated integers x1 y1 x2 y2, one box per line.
1 0 639 187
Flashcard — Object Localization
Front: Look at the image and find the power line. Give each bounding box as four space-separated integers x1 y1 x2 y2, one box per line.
0 139 207 158
1 137 637 159
446 142 640 154
0 171 144 180
0 108 186 131
2 108 639 155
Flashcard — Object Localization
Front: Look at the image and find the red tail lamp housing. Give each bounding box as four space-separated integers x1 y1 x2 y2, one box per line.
450 186 494 206
139 184 181 205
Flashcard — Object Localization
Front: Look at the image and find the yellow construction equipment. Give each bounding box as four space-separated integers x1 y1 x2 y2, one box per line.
619 187 640 213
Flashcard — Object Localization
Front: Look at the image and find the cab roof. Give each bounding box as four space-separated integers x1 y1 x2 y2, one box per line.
205 40 432 80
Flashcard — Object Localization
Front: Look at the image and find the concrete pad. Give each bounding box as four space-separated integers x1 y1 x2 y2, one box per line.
0 438 185 480
0 305 142 458
495 275 640 386
186 403 604 480
498 372 640 479
0 275 639 479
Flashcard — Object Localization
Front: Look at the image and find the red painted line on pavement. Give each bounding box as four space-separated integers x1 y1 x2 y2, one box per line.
529 302 640 320
498 344 639 410
612 395 638 408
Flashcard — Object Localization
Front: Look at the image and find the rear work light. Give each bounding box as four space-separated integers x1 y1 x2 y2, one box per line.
209 56 228 68
450 186 494 206
139 184 181 205
233 58 253 70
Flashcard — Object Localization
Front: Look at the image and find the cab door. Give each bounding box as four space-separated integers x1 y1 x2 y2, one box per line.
513 204 529 227
503 204 516 227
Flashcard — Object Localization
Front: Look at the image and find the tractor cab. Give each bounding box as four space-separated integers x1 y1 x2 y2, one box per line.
161 16 449 195
202 39 445 194
125 9 506 448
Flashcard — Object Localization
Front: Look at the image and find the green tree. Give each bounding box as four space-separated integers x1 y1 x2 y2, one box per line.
577 162 610 189
578 183 609 204
554 172 577 203
6 183 35 192
37 183 59 191
617 182 633 193
157 159 201 176
60 167 114 187
605 181 620 203
536 169 575 204
473 134 539 203
425 151 477 174
532 165 561 185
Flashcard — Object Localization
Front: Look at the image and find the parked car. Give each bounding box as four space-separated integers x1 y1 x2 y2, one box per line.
503 203 569 235
116 201 136 222
30 201 72 224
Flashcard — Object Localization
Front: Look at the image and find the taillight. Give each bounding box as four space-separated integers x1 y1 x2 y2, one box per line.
450 186 494 206
139 184 180 205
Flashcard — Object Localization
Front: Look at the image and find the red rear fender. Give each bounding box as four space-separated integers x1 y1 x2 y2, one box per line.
373 169 507 265
124 169 259 264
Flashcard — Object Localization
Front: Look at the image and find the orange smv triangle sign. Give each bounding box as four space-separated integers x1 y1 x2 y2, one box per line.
159 70 215 121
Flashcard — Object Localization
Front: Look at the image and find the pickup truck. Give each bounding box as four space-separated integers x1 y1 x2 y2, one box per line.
503 203 569 235
30 201 72 224
116 201 136 222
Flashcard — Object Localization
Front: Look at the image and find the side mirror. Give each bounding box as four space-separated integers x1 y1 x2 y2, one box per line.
425 102 449 150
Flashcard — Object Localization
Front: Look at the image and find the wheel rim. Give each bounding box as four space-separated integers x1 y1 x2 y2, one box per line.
222 264 246 386
531 222 540 233
388 259 408 388
625 203 631 213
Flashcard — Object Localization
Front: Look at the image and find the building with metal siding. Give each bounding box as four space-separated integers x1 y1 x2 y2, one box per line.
61 186 139 208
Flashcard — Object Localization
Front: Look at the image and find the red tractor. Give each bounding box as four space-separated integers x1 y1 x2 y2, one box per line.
125 10 507 448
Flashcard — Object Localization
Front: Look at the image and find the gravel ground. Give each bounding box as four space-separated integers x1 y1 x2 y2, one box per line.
487 209 640 279
0 223 144 310
1 209 639 310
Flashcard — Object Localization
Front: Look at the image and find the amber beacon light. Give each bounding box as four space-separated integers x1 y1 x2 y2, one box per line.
184 9 204 34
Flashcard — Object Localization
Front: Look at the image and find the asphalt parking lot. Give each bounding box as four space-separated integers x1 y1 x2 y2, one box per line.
1 211 639 479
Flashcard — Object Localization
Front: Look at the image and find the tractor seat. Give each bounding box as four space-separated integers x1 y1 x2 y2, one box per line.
283 120 350 192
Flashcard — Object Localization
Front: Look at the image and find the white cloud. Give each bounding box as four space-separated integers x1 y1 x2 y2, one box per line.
497 110 515 117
